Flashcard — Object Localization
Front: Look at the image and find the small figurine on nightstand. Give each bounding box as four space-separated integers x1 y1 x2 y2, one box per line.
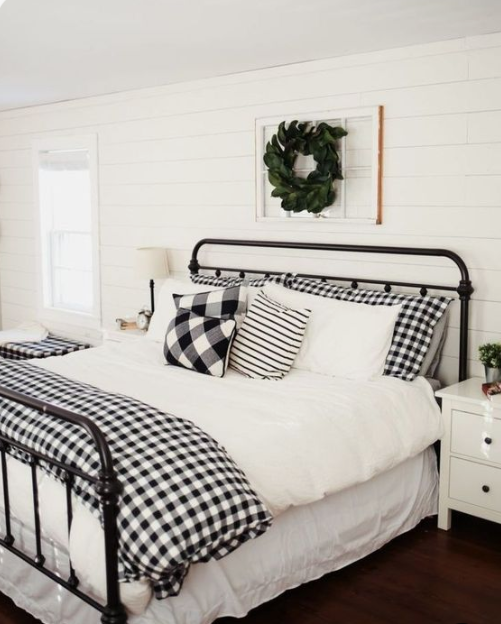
136 307 152 331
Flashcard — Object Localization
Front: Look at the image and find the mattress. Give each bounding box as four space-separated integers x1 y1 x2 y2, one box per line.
0 447 438 624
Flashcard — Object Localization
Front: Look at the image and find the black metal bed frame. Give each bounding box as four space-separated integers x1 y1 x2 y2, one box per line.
0 238 473 624
189 238 473 382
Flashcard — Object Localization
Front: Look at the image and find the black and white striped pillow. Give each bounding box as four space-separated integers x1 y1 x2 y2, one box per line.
229 292 311 380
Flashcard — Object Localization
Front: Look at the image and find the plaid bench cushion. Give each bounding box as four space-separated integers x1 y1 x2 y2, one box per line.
0 335 91 361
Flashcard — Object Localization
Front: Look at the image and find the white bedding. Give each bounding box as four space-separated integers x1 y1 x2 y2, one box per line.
0 338 443 615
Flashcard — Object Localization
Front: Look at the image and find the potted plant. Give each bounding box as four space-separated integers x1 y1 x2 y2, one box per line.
478 343 501 383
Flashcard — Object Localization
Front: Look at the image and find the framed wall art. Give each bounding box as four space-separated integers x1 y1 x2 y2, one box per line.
255 105 383 225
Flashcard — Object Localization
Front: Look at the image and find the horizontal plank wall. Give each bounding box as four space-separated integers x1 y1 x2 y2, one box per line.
1 33 501 383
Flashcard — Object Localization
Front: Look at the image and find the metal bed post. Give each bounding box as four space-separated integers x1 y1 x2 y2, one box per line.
457 279 474 382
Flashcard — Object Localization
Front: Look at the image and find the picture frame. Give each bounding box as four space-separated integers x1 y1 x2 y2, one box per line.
255 105 383 225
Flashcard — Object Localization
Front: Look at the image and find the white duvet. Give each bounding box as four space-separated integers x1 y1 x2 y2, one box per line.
0 339 443 614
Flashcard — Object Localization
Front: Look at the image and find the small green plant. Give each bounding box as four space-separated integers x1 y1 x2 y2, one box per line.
478 343 501 368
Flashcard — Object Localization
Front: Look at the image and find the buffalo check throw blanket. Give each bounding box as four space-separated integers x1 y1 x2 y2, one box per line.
0 360 272 598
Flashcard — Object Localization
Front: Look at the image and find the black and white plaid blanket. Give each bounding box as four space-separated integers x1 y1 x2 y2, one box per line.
0 335 90 360
0 360 272 598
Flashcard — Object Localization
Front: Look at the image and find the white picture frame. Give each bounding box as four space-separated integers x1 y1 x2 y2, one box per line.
255 105 383 224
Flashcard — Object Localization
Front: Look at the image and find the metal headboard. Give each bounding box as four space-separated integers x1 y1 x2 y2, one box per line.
189 238 474 382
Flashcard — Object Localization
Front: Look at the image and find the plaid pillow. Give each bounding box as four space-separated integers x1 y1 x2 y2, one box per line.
173 285 246 320
164 308 236 377
285 277 451 381
190 273 289 288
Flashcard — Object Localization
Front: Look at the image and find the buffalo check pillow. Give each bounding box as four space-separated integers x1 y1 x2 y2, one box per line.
285 277 451 381
229 292 311 380
173 285 246 320
164 308 236 377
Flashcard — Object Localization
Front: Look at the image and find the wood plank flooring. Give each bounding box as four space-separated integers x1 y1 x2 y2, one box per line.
1 512 500 624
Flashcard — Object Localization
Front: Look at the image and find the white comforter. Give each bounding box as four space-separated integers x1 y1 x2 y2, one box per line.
0 339 443 613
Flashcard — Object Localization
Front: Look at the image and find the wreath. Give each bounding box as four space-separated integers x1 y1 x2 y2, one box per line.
264 120 348 214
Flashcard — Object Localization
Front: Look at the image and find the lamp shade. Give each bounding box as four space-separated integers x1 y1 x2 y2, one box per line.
134 248 169 279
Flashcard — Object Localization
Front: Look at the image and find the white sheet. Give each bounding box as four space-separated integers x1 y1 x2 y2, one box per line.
0 448 438 624
0 339 443 615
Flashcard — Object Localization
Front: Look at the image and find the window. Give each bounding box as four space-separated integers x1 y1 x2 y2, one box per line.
34 136 100 325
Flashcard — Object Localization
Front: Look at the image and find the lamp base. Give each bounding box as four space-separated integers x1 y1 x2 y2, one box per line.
149 279 155 314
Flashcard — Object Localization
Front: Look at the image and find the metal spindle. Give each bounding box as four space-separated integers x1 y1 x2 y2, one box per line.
64 472 79 588
0 441 14 546
29 457 45 567
97 473 127 624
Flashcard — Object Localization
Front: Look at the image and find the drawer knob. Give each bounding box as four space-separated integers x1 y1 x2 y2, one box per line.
484 437 493 445
482 485 490 493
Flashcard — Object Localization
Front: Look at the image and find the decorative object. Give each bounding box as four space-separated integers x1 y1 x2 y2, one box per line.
264 120 347 215
136 307 152 331
164 308 237 377
478 342 501 383
115 317 138 330
134 247 169 313
256 106 383 224
229 291 311 380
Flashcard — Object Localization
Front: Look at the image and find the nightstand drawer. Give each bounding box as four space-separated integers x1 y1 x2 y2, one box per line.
451 410 501 466
450 458 501 514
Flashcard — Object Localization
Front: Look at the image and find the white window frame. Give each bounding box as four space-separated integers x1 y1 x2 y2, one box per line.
32 135 101 330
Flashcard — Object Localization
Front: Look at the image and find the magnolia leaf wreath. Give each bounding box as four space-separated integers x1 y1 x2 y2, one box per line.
264 120 348 214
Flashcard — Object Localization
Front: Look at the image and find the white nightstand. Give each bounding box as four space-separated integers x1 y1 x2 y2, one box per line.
102 328 146 343
436 378 501 530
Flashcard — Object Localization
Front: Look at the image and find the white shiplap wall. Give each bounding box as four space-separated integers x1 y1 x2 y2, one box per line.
1 32 501 384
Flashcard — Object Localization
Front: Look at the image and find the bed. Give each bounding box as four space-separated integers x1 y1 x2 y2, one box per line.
0 238 473 624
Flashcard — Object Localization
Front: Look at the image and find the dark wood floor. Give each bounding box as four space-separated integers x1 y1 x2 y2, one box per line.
1 512 500 624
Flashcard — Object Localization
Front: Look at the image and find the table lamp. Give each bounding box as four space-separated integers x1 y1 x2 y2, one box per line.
134 248 169 313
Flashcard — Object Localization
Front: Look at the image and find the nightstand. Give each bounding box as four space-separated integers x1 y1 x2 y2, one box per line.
102 328 146 343
436 378 501 530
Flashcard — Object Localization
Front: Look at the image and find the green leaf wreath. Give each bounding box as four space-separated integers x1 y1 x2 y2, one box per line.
264 120 348 214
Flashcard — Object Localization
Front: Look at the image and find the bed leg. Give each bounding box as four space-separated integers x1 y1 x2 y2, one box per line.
101 606 127 624
96 471 127 624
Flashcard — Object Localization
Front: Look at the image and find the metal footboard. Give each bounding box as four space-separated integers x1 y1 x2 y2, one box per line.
0 385 127 624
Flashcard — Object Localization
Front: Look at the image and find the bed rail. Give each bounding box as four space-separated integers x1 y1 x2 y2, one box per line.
0 385 126 624
189 238 473 382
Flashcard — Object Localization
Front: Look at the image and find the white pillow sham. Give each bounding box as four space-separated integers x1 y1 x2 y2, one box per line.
263 283 402 380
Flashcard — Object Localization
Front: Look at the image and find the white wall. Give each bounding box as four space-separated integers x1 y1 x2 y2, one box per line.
1 32 501 383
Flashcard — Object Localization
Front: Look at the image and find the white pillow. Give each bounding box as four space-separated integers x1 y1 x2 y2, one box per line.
263 283 402 380
146 278 221 342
